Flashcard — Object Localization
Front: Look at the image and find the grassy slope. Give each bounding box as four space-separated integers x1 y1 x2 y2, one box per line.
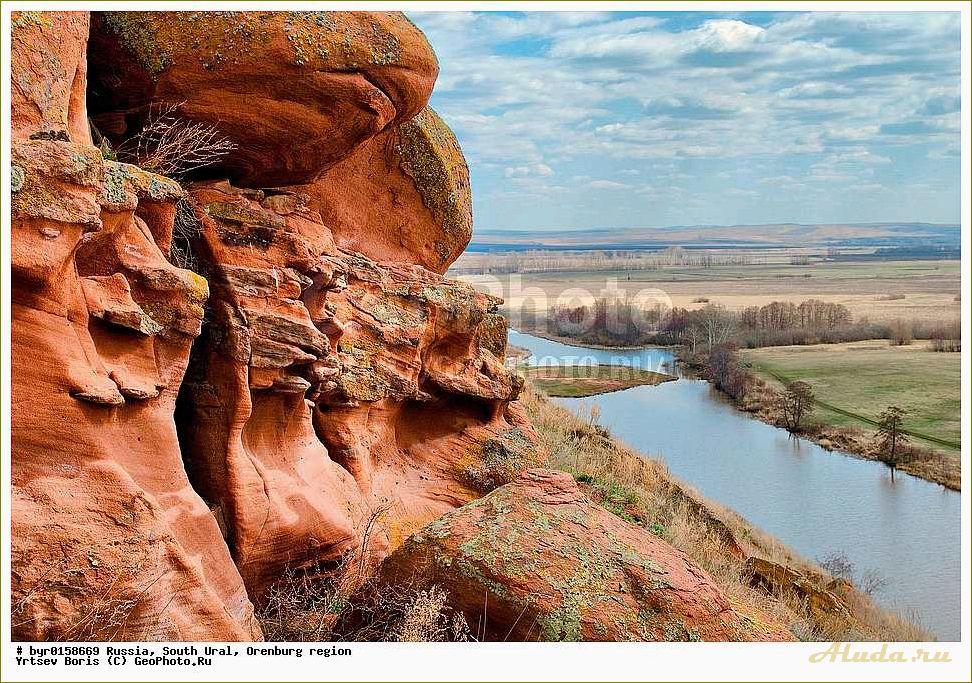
742 341 961 455
520 364 676 397
522 385 928 641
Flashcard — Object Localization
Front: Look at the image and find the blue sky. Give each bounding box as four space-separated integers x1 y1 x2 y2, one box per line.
408 11 962 232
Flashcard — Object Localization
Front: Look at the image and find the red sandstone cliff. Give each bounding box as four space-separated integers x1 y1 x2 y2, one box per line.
10 11 789 642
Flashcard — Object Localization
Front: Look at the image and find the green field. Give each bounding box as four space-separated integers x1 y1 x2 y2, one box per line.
521 364 676 397
742 341 961 453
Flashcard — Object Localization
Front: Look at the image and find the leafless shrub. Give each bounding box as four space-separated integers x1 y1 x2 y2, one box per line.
818 551 854 582
925 319 961 352
257 563 352 642
346 583 470 642
11 553 144 642
170 198 203 272
888 319 913 346
930 337 960 352
255 502 469 642
116 102 236 178
860 569 888 597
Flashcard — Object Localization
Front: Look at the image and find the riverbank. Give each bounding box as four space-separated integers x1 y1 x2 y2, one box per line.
522 385 929 641
683 345 961 491
520 364 676 397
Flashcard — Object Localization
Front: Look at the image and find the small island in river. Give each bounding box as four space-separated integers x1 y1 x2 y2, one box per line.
520 364 677 397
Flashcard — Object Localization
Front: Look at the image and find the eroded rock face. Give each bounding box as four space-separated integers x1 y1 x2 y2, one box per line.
86 11 438 186
11 11 258 639
176 181 535 599
11 11 91 143
12 10 540 640
376 470 795 642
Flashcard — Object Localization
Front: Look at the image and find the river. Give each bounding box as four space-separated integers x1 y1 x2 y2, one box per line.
509 330 961 641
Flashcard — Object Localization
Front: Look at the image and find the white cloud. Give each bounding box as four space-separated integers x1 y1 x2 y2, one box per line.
588 180 632 190
504 163 555 178
409 10 961 228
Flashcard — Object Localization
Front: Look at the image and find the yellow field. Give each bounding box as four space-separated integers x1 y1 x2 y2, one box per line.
459 260 960 324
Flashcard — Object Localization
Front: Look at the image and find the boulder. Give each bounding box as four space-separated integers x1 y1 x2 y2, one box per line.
299 107 472 273
87 11 438 186
377 469 795 641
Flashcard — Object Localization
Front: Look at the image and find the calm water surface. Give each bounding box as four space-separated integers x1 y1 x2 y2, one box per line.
510 330 961 640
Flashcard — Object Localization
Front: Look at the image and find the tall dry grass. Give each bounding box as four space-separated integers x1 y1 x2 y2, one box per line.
256 504 470 642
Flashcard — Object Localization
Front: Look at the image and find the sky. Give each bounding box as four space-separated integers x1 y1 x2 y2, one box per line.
407 11 962 232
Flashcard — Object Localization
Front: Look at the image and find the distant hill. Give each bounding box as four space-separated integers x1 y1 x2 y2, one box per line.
468 222 960 251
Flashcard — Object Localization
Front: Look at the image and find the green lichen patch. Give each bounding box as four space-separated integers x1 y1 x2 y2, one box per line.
11 166 25 193
459 427 538 493
101 161 183 211
478 312 509 357
98 11 414 75
12 11 53 32
205 201 285 228
397 107 472 269
10 141 103 227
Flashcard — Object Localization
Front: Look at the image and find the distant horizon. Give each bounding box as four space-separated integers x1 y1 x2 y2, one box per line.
472 220 962 235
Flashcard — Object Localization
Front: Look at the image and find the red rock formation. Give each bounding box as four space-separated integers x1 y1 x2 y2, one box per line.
175 181 535 599
11 11 258 637
297 107 472 273
86 11 438 186
376 470 795 642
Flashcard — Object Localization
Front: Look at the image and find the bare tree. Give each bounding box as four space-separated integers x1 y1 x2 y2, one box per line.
116 102 236 178
697 304 735 350
877 406 908 474
778 380 815 432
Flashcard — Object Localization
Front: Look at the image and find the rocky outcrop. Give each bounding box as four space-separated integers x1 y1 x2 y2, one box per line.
86 11 438 186
11 10 537 641
376 470 795 641
745 557 850 620
11 11 257 637
298 107 472 273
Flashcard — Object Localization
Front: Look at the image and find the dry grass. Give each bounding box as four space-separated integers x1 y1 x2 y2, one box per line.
256 503 470 642
257 563 470 642
521 385 931 642
462 259 960 325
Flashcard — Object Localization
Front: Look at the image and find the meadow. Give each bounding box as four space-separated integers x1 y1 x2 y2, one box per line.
741 341 961 455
